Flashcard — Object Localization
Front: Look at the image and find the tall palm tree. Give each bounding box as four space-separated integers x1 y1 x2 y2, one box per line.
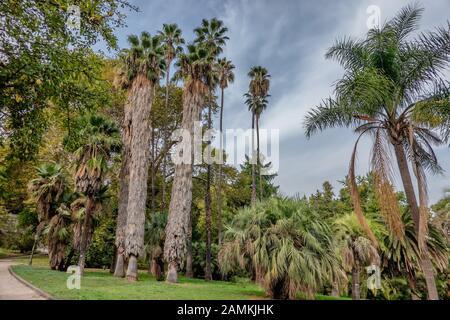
194 18 228 280
244 92 269 204
158 24 185 213
194 18 229 56
247 66 270 203
28 163 66 268
303 4 449 299
215 58 234 244
119 32 165 281
164 44 214 283
334 214 380 300
73 114 121 275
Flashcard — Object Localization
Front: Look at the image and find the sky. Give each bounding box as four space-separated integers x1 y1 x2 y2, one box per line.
109 0 450 204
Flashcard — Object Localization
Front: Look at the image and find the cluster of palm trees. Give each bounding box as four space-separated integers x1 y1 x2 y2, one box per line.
28 114 121 274
304 4 450 299
110 18 271 283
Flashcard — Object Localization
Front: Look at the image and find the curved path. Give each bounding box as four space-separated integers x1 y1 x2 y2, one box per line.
0 259 45 300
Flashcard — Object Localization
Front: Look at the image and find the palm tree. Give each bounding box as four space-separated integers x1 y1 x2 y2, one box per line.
28 163 66 268
193 18 229 280
164 44 214 283
158 24 185 213
215 58 235 244
73 114 121 275
334 214 380 300
219 197 344 299
247 66 270 203
194 18 229 56
303 4 449 299
119 32 165 281
144 212 167 281
244 92 269 204
382 209 448 299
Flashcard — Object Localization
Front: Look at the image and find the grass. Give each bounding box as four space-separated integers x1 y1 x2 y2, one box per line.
9 256 350 300
0 247 25 259
11 264 266 300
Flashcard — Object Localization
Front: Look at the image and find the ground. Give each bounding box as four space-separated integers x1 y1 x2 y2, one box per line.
0 259 45 300
4 255 349 300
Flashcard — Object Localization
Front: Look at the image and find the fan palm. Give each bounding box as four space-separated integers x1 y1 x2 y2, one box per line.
334 214 381 300
158 23 185 213
73 114 120 275
219 197 344 299
165 44 215 283
28 163 66 268
303 4 449 299
194 18 229 57
117 31 165 280
216 58 235 244
144 212 167 281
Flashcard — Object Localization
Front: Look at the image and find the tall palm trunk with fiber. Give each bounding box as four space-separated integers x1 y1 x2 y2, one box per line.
125 74 155 281
78 198 95 275
351 267 360 300
114 101 132 277
164 86 203 283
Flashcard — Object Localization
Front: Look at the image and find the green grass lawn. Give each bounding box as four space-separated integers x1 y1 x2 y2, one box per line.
11 264 267 300
10 256 350 300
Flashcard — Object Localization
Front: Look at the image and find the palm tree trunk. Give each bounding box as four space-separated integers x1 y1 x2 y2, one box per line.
125 76 155 281
114 99 132 278
205 105 213 281
185 213 193 278
407 273 420 300
217 87 224 245
161 60 171 214
256 113 262 200
164 87 202 283
151 124 156 213
392 142 439 300
251 113 256 205
351 267 360 300
29 223 43 265
78 197 94 276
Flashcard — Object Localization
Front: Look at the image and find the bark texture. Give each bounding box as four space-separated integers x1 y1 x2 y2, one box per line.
77 198 95 275
125 75 155 280
217 88 224 244
164 85 203 282
114 99 132 278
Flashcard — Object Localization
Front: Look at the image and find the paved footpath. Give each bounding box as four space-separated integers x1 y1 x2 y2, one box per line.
0 259 45 300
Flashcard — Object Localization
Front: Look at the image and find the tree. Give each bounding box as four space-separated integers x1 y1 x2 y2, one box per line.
71 114 120 275
246 66 271 203
158 24 185 213
164 44 214 283
144 212 167 281
28 163 66 268
194 17 229 281
244 91 269 204
215 58 235 244
303 4 449 299
118 32 165 281
219 197 343 299
334 214 380 300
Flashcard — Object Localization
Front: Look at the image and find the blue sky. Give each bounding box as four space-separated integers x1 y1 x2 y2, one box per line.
109 0 450 203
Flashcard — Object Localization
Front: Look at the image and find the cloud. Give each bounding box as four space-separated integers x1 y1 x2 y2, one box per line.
116 0 450 203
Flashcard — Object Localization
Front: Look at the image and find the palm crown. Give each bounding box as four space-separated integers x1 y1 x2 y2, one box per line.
121 31 166 84
248 66 270 97
158 23 185 63
194 18 229 56
216 57 235 90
